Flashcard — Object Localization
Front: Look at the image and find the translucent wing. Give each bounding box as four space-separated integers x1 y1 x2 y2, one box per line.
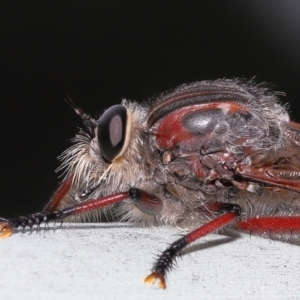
236 122 300 193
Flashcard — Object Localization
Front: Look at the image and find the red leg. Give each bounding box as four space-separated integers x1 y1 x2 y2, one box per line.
145 203 241 289
238 216 300 233
0 191 128 238
0 188 161 238
43 177 73 212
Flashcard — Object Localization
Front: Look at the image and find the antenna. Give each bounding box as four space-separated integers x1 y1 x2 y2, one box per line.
64 96 97 125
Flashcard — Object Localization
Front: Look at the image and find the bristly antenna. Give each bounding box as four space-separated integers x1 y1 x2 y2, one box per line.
64 96 97 125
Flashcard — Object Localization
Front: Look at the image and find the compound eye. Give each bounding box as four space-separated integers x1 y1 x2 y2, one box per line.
97 105 127 162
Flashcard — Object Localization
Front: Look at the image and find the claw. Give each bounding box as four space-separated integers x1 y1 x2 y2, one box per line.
144 272 166 289
0 222 13 238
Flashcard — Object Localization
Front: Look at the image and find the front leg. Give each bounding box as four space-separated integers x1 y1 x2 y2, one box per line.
0 188 162 238
144 203 241 289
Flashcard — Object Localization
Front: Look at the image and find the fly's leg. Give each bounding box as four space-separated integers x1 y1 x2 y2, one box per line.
0 177 73 238
238 216 300 233
43 177 73 212
0 218 13 238
144 203 241 289
0 192 128 238
0 188 161 238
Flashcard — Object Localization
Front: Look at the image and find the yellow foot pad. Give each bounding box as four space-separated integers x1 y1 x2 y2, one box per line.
0 222 12 238
144 272 166 289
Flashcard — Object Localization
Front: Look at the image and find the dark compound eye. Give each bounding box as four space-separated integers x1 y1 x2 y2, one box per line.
97 105 127 162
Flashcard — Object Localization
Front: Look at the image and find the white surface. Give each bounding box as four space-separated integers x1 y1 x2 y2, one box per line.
0 223 300 300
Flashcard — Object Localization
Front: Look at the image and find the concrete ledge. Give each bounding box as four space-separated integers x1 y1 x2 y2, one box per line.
0 223 299 299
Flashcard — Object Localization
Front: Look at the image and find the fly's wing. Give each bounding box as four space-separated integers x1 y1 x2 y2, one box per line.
236 122 300 193
43 177 73 212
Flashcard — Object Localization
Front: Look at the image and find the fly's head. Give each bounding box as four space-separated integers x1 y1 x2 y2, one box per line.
58 100 152 206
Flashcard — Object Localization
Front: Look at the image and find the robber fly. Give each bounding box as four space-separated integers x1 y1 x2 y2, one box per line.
1 78 300 289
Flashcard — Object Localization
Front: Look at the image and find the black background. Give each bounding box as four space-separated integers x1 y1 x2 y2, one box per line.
1 1 300 218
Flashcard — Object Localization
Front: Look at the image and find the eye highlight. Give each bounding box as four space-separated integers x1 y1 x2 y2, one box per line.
97 105 127 162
